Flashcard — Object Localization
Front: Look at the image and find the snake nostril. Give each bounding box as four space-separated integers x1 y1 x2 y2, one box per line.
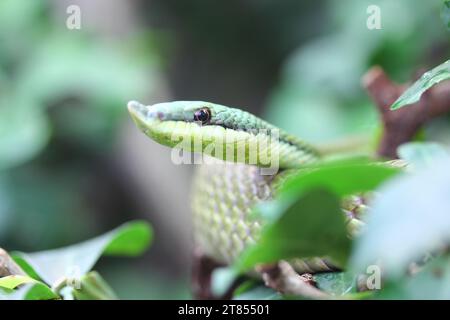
147 110 165 120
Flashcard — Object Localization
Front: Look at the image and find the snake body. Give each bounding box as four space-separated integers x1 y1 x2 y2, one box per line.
128 100 356 273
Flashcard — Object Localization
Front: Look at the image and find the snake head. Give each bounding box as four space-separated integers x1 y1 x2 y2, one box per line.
128 100 317 169
127 100 230 148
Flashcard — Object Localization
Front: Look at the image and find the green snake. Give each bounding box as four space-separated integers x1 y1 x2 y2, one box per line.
128 100 362 273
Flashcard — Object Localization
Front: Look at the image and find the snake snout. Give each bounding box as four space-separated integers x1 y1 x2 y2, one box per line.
127 100 146 117
128 101 166 128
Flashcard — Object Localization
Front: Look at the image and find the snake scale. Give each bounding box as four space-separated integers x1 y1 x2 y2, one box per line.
128 100 364 273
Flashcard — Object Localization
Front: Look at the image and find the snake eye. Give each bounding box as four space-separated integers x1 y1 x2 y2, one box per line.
194 107 211 125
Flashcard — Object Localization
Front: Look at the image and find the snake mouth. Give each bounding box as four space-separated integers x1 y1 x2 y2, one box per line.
128 100 161 129
127 100 175 144
128 100 249 146
128 100 200 148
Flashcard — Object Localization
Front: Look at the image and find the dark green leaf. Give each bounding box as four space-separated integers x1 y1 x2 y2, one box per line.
237 189 351 271
259 158 400 221
282 159 400 196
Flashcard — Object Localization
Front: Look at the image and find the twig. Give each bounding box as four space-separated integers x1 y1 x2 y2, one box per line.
362 66 450 158
256 260 329 299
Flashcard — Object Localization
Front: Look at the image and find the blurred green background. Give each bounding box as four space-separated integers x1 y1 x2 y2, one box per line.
0 0 448 299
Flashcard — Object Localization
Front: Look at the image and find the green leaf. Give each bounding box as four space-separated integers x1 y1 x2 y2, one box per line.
282 158 400 197
236 189 351 271
14 220 153 286
0 281 58 300
313 272 358 296
23 282 59 300
259 159 401 221
103 222 153 256
235 159 399 272
398 142 450 168
0 275 36 290
10 255 41 281
351 158 450 277
391 60 450 110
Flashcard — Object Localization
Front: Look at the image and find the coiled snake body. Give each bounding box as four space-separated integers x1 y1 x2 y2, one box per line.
128 100 359 273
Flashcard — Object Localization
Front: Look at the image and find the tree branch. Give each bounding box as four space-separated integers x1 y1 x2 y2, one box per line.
191 248 244 299
0 248 26 277
256 261 329 299
362 66 450 158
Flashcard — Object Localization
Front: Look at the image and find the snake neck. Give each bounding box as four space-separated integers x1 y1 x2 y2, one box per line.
212 106 322 168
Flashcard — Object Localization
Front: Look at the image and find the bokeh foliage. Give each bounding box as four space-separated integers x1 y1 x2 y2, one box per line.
265 0 449 143
0 0 161 299
1 0 450 300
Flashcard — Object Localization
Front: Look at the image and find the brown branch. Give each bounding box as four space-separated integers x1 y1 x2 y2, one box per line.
191 248 243 299
191 248 222 299
256 261 329 299
362 66 450 159
0 248 26 277
191 250 328 299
